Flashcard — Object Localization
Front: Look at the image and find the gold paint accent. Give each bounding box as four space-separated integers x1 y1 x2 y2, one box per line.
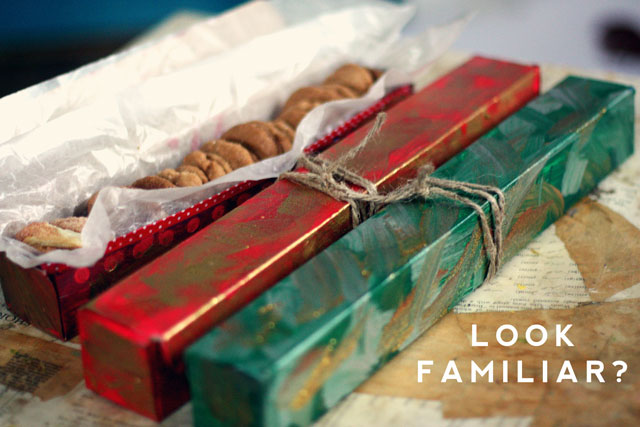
258 303 276 315
161 71 539 355
159 296 221 343
378 289 416 354
289 318 365 410
160 203 349 351
294 294 344 324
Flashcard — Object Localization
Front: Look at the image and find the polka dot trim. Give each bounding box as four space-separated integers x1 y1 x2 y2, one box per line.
133 236 154 259
74 267 90 284
159 230 174 246
187 217 200 233
211 205 226 221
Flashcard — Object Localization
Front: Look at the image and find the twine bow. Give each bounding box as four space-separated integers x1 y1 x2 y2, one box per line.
282 113 506 280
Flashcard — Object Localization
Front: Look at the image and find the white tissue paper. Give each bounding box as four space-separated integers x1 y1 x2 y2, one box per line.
0 0 467 269
0 1 285 145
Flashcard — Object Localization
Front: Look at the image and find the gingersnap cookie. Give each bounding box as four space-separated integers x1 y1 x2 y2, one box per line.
158 168 181 183
51 217 87 233
15 222 83 252
183 150 234 180
323 63 374 95
283 85 354 111
272 119 295 143
221 122 279 160
159 168 206 187
176 165 208 183
201 140 255 170
24 63 383 253
203 158 226 180
131 176 176 190
174 172 203 187
182 151 211 173
205 153 233 174
278 100 321 129
263 121 293 153
240 120 290 155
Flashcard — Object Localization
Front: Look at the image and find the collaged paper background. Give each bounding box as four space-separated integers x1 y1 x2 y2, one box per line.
0 56 637 425
1 3 637 427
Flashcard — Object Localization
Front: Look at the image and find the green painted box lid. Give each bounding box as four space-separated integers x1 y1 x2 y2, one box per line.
185 76 635 427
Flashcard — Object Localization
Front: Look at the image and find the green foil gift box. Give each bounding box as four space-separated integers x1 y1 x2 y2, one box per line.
185 76 635 427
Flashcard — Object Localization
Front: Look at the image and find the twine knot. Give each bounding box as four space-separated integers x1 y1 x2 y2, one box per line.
282 113 506 280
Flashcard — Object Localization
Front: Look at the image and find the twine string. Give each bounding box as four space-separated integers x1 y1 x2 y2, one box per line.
282 113 506 280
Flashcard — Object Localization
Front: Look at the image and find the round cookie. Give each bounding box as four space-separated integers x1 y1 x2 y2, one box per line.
201 140 255 170
221 122 279 160
278 100 320 129
283 85 352 111
204 159 227 180
205 153 233 174
323 63 374 95
182 150 210 173
324 83 358 99
131 176 176 190
174 172 203 187
272 119 295 144
176 165 208 183
264 121 293 153
158 168 181 183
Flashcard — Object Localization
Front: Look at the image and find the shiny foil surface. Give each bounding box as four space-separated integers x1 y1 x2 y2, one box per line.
186 76 635 427
78 57 540 420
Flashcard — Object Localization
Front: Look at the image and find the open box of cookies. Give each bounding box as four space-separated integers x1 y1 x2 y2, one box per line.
0 2 464 339
0 80 410 339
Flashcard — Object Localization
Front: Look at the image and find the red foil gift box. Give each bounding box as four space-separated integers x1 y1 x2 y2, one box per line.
78 56 540 420
0 86 411 341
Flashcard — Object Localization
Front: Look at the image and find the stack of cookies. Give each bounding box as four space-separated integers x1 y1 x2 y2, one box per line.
129 64 380 191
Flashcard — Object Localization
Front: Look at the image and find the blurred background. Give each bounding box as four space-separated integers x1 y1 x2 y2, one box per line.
1 0 639 98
